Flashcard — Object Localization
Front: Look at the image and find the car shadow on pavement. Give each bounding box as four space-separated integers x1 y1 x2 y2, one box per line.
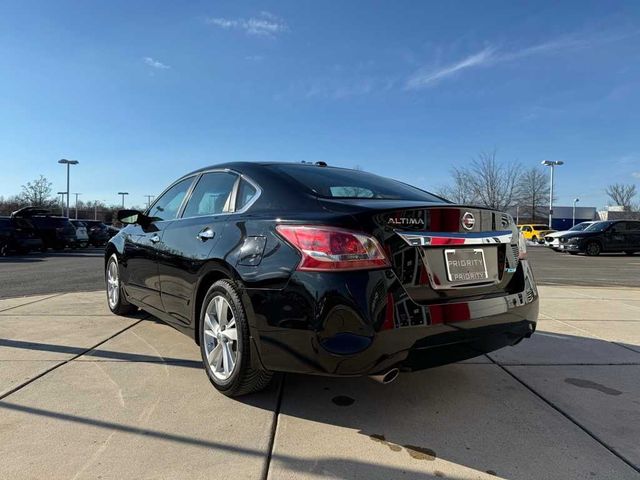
1 327 637 479
0 337 203 369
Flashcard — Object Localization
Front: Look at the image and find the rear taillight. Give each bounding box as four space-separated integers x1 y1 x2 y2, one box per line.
517 231 528 260
276 225 390 271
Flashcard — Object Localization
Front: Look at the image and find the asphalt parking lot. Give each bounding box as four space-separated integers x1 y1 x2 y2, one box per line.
1 242 640 479
1 246 638 300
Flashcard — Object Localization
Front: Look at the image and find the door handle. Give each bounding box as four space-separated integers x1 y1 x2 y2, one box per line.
150 234 161 244
197 227 215 242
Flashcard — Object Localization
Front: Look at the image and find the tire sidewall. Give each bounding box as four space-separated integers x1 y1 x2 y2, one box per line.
586 241 601 256
199 280 248 392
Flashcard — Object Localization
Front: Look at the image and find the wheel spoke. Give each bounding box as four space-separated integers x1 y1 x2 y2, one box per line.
222 328 237 342
215 296 228 327
207 343 222 368
204 313 219 334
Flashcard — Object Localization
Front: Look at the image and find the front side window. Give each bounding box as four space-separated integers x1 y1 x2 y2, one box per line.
182 172 237 218
148 177 194 221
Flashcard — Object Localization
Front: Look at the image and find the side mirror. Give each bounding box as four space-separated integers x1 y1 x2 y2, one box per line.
117 209 144 225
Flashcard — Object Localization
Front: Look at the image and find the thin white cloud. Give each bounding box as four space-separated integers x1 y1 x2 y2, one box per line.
632 172 640 179
205 11 287 37
406 47 496 89
406 29 640 90
143 57 170 70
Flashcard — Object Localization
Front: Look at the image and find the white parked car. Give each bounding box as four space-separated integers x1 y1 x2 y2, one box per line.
70 220 89 248
544 221 596 251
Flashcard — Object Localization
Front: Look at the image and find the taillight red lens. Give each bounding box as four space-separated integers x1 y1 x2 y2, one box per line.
276 225 390 271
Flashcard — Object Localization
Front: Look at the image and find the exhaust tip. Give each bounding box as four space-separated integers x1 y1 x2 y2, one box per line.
370 368 400 384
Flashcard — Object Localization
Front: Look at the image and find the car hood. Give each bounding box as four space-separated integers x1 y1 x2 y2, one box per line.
546 230 570 238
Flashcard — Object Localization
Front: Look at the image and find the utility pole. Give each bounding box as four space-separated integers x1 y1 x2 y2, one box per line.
73 193 81 219
57 192 66 216
572 198 579 227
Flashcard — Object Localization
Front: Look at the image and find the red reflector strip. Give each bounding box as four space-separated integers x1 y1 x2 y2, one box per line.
429 237 466 246
381 293 395 331
429 303 471 325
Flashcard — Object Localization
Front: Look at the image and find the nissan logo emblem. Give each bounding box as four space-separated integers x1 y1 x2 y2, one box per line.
462 212 475 230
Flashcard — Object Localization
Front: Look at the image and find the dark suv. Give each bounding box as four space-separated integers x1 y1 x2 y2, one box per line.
81 220 112 246
11 207 77 250
0 216 43 255
558 220 640 256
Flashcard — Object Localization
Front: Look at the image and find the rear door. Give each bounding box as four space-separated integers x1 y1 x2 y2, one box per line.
627 222 640 251
123 176 195 310
157 171 239 328
603 222 627 251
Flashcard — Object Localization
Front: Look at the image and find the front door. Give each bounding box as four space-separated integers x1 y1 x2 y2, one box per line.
158 171 239 328
604 222 628 251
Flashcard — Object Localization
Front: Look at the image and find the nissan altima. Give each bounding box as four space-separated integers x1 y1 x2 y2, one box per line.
105 162 539 396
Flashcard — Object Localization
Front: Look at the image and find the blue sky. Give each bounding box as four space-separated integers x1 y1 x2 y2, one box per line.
1 0 639 209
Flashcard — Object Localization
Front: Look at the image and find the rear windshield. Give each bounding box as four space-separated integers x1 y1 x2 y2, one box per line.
271 165 444 202
532 225 549 230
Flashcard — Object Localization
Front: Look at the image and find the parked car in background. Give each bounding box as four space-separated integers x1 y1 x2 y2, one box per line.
70 220 90 248
80 220 110 246
11 207 77 250
558 220 640 256
0 216 43 255
544 221 596 251
106 162 538 397
518 224 556 244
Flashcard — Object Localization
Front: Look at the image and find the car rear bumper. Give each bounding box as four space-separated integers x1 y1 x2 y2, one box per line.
246 261 539 376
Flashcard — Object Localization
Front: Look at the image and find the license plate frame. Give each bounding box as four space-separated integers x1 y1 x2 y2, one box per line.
444 248 489 284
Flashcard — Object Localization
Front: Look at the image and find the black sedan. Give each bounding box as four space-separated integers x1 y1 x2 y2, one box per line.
558 220 640 256
105 162 539 396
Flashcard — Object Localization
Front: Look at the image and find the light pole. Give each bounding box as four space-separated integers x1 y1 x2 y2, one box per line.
58 159 79 218
57 192 66 216
541 160 564 229
515 205 520 225
144 195 154 210
572 198 579 227
117 192 129 209
73 193 81 219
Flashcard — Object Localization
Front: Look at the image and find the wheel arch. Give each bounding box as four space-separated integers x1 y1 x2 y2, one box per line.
192 261 242 345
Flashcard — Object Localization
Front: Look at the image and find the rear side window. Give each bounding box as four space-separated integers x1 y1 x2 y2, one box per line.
271 165 443 202
182 172 237 218
149 177 194 221
237 179 258 210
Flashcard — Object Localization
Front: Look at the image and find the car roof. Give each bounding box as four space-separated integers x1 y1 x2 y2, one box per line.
180 161 355 179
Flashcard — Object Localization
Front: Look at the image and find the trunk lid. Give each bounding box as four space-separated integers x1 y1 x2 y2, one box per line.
320 199 522 303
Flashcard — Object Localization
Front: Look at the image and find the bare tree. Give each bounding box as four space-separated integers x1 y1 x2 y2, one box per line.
605 183 637 211
516 167 550 222
20 175 53 207
436 167 479 204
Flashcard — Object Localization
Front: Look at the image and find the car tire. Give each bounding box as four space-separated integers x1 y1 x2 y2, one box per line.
531 235 538 243
106 253 137 315
585 241 601 256
0 243 7 257
568 252 578 255
199 279 273 397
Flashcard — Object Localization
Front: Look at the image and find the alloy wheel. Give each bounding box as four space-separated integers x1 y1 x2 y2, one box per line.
203 295 239 380
106 258 120 309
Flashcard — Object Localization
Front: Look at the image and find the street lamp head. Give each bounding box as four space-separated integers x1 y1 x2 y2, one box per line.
574 198 580 203
57 191 66 195
58 159 79 165
541 160 564 167
117 192 129 195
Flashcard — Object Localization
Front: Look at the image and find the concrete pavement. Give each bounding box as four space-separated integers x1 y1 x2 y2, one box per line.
0 287 639 479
